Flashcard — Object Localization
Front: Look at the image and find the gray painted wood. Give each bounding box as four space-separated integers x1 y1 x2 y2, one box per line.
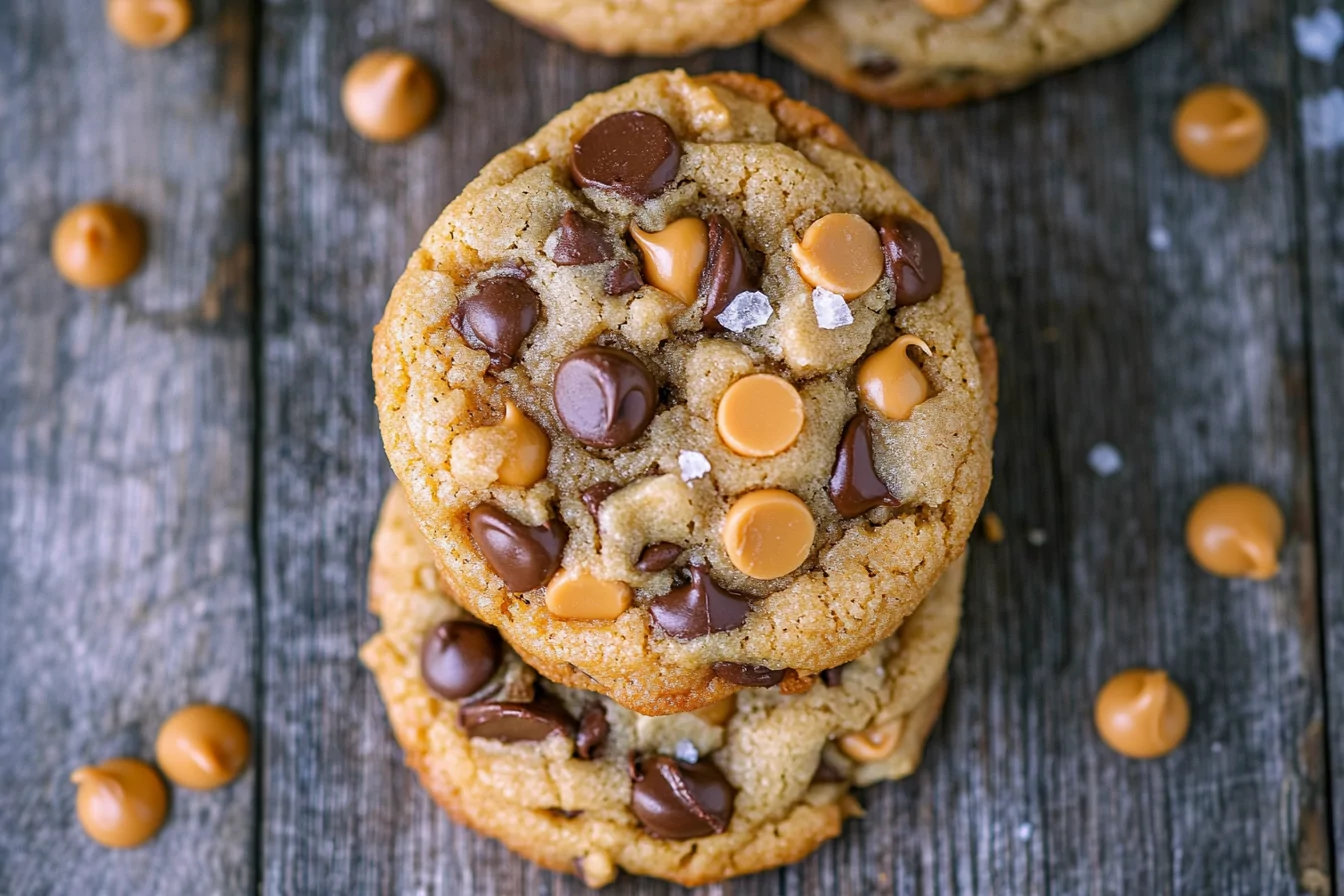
0 2 257 896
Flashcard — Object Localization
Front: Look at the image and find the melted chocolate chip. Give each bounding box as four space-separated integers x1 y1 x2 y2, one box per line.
580 481 621 520
829 415 901 518
649 564 754 640
812 758 847 784
552 210 614 266
570 111 682 202
458 694 576 742
636 542 682 573
449 277 541 370
712 662 787 688
700 214 756 330
877 215 944 306
419 620 502 699
820 665 846 688
857 58 900 78
604 260 644 295
553 346 658 449
467 504 568 592
575 704 609 760
630 756 736 839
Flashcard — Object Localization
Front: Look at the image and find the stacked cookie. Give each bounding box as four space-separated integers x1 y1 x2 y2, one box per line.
364 70 996 886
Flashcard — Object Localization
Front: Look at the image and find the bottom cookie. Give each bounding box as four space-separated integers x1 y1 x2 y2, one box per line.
361 486 964 887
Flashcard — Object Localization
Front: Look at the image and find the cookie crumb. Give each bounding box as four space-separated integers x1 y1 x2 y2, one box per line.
1087 442 1123 477
575 851 618 888
1294 9 1344 63
981 511 1005 544
716 290 774 332
811 287 854 329
678 450 711 482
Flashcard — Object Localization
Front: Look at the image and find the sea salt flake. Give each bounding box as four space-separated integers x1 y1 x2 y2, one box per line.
812 287 854 330
1303 88 1344 150
679 450 711 482
1027 528 1048 547
1148 225 1172 252
674 739 700 763
1294 9 1344 63
1087 442 1124 477
716 290 773 332
1016 822 1034 842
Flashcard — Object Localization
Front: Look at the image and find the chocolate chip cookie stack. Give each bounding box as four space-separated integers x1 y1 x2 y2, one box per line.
363 69 996 887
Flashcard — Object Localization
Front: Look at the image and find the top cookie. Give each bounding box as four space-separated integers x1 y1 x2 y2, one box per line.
766 0 1183 108
488 0 811 57
373 70 995 715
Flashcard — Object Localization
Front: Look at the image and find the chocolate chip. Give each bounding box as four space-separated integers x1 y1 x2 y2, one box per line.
552 346 658 449
712 662 787 688
649 564 754 640
580 481 621 520
570 111 682 202
549 808 583 819
575 704 609 760
419 620 502 699
449 277 541 371
636 542 682 573
820 665 846 688
856 58 900 78
829 415 901 518
630 756 735 839
877 215 943 306
552 210 614 266
467 503 568 592
811 758 847 784
458 694 576 742
604 259 645 296
700 214 756 330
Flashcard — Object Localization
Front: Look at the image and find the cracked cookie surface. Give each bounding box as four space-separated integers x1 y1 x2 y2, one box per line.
766 0 1182 107
361 486 963 888
372 70 994 715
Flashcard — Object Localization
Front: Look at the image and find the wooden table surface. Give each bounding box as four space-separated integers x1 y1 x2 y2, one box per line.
2 0 1342 893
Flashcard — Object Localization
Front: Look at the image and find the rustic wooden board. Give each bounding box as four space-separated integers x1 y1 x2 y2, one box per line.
0 2 257 895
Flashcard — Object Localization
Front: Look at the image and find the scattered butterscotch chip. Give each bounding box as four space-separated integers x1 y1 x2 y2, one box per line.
1173 85 1269 178
1094 669 1190 759
692 695 737 726
51 202 146 289
629 219 709 305
106 0 192 49
341 50 438 142
716 374 805 458
1185 483 1283 580
722 489 816 580
981 511 1005 544
838 718 905 762
546 568 633 620
790 213 883 299
156 703 251 790
491 400 551 487
916 0 987 18
857 334 933 421
70 758 168 848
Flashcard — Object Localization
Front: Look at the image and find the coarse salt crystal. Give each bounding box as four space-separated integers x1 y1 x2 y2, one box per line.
1087 442 1124 477
716 290 773 332
674 739 700 763
679 450 711 482
812 287 854 329
1294 9 1344 63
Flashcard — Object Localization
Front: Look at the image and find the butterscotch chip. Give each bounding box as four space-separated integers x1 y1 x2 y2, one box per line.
51 202 146 289
715 374 805 458
341 50 438 143
857 333 932 421
915 0 985 17
1173 85 1269 178
490 400 551 487
1185 483 1283 580
838 717 905 761
155 703 251 790
981 511 1005 544
629 219 709 305
722 489 816 580
1094 669 1189 759
545 568 633 619
790 213 883 299
70 758 167 848
106 0 191 49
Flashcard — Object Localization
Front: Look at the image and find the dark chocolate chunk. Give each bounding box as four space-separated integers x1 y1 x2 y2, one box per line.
552 346 658 449
552 210 614 266
649 564 754 640
458 694 576 743
700 214 756 330
877 215 943 306
829 414 901 518
575 704 609 760
630 756 736 839
419 619 502 699
635 542 682 573
449 277 541 370
467 503 568 592
580 481 621 520
604 259 645 295
570 111 682 202
811 758 847 784
820 664 846 688
711 662 787 688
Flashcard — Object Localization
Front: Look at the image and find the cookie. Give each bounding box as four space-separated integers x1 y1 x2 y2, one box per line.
372 69 995 715
766 0 1182 108
361 485 963 888
488 0 811 57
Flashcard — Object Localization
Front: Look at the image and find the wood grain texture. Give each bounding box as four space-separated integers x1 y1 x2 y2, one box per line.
0 2 257 895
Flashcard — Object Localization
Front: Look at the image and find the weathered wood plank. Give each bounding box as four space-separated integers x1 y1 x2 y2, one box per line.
0 2 257 895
